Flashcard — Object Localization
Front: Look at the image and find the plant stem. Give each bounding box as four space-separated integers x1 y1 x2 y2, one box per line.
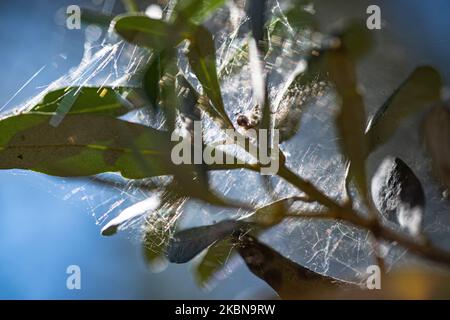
277 164 343 211
121 0 139 13
253 159 450 268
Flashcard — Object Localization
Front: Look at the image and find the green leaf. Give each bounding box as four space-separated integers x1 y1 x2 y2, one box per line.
114 15 174 51
158 51 180 133
142 55 163 108
366 66 442 152
0 113 173 179
142 49 178 111
142 54 164 108
31 87 131 116
195 237 235 286
327 47 369 203
172 0 226 25
243 197 292 227
0 113 251 206
187 26 232 127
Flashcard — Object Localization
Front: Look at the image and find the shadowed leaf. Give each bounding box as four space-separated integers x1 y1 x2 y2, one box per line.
31 87 132 116
366 66 442 152
80 8 114 27
172 0 226 25
423 104 450 192
235 234 355 299
194 197 296 286
166 219 249 263
142 53 164 108
195 237 235 286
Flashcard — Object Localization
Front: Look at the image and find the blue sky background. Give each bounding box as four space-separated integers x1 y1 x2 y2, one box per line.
0 0 449 299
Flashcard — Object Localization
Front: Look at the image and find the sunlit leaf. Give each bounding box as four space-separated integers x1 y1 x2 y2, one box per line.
102 195 161 236
158 54 179 132
371 157 425 236
0 113 173 179
0 112 246 207
166 219 248 263
195 237 235 286
423 104 450 192
31 87 132 116
172 0 226 25
113 15 174 51
366 66 442 152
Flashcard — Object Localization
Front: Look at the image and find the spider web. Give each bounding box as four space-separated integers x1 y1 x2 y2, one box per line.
3 0 449 285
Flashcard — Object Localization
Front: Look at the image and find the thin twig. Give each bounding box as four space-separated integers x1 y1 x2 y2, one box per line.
285 200 450 268
121 0 139 13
